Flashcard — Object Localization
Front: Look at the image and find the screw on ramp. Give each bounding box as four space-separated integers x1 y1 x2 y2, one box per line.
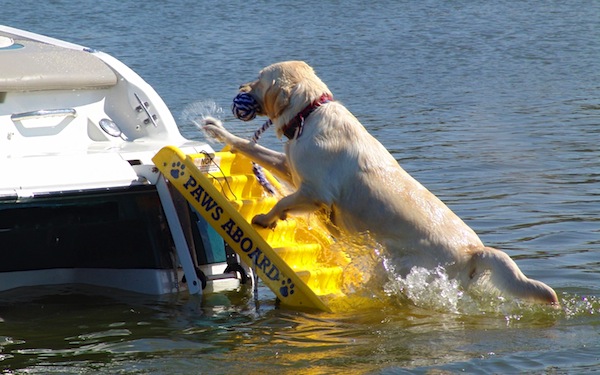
152 146 350 312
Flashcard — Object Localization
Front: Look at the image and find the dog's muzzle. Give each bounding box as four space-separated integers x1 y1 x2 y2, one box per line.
232 92 260 121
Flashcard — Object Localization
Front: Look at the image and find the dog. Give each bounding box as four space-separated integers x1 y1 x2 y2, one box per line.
203 61 558 305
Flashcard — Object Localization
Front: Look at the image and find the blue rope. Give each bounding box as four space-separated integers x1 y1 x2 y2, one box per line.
251 119 272 143
252 162 276 195
250 119 276 195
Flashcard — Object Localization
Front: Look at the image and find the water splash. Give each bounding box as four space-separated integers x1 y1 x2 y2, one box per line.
381 261 600 321
181 100 224 129
561 294 600 319
383 265 467 314
180 99 259 143
338 234 386 295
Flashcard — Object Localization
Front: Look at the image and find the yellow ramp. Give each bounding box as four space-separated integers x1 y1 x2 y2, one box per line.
153 146 349 312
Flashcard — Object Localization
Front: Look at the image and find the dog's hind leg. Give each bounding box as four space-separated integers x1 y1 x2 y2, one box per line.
471 247 558 305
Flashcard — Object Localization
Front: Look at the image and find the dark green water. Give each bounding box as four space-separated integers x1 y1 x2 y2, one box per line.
2 284 599 374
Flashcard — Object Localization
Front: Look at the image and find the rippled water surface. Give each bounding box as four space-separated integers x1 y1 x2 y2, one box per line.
1 1 599 373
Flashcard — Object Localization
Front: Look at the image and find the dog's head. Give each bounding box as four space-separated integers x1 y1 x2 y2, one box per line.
239 61 332 137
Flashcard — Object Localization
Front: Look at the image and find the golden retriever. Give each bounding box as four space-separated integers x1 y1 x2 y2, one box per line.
203 61 558 305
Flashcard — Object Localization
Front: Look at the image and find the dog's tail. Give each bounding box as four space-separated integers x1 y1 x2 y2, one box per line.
471 247 559 306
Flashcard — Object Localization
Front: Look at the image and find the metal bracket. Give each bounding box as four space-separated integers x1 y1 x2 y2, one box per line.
134 93 158 127
155 175 202 295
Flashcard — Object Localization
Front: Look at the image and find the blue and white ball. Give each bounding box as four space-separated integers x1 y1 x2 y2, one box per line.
232 92 260 122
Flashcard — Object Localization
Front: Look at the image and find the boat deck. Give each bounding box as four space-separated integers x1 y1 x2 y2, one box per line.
0 30 117 92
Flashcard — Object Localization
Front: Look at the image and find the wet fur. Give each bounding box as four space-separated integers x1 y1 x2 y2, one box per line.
203 61 558 305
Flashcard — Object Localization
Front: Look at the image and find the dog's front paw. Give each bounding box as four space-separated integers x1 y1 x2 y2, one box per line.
202 116 223 128
252 214 277 229
202 116 230 143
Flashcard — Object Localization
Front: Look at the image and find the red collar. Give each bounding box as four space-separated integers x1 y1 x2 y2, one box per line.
282 94 333 140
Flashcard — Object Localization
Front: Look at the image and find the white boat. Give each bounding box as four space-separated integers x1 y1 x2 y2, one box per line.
0 25 247 296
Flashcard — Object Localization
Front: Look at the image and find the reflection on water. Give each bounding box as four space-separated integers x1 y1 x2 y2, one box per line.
1 281 599 373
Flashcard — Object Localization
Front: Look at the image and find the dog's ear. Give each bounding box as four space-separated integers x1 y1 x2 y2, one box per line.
263 80 290 119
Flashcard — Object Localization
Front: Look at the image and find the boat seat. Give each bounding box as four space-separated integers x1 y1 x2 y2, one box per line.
0 33 118 92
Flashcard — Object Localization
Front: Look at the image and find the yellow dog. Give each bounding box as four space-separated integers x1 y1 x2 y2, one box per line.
204 61 558 306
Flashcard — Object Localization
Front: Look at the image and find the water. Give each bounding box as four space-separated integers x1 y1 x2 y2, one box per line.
2 1 600 373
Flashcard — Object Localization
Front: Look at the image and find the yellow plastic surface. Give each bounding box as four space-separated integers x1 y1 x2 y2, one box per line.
153 146 350 312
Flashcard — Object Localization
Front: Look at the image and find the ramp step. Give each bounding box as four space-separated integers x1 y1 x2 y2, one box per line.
273 243 322 268
295 267 344 296
210 175 267 199
229 197 278 218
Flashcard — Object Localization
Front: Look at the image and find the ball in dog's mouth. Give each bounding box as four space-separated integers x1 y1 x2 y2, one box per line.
232 92 260 121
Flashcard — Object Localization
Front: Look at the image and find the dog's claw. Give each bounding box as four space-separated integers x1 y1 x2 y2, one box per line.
252 214 277 229
202 116 222 128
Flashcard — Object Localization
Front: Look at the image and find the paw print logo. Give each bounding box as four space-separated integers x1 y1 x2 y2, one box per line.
169 162 185 179
279 278 295 297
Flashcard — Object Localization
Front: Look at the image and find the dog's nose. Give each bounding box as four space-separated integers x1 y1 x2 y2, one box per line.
239 83 252 92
